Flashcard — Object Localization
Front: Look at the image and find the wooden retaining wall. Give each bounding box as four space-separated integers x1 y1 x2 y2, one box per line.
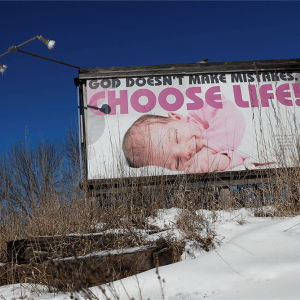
2 232 182 289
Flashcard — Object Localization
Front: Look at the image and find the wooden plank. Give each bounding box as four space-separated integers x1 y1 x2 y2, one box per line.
7 234 126 264
153 246 175 268
12 242 181 288
7 228 161 265
78 58 300 79
83 168 287 195
0 264 6 286
88 177 272 196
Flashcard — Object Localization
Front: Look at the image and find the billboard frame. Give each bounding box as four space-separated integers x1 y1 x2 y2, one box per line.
74 58 300 192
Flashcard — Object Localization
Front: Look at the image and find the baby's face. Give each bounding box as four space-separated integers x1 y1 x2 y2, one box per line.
144 114 203 170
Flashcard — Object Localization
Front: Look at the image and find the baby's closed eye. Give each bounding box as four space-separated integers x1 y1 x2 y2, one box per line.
175 157 180 170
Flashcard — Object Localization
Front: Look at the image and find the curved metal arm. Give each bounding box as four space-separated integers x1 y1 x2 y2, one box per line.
0 36 40 58
0 35 80 71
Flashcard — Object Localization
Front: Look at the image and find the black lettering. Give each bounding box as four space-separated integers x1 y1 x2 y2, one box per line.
271 72 280 82
242 74 247 82
89 80 99 89
280 73 287 81
201 75 210 84
177 76 184 85
126 78 134 87
112 78 121 88
163 76 172 85
231 74 243 83
154 76 162 86
219 74 226 83
210 74 219 83
189 75 201 84
262 73 272 82
136 78 146 87
147 77 154 86
100 79 111 88
247 73 255 82
287 73 294 81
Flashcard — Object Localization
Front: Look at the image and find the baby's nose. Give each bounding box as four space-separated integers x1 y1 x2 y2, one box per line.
181 144 194 161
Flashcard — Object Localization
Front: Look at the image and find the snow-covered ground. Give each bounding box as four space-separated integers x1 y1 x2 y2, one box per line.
1 208 300 300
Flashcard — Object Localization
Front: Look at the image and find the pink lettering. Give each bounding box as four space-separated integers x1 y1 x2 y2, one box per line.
233 85 249 108
186 87 204 110
107 90 128 115
158 88 184 111
131 89 156 113
205 86 222 108
248 85 259 107
276 84 292 106
89 91 106 116
259 84 274 107
293 83 300 106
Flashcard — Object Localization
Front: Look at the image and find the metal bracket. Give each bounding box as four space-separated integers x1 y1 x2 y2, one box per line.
8 46 18 52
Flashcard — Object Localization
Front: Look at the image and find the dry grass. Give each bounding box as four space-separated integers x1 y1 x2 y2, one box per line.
1 107 300 298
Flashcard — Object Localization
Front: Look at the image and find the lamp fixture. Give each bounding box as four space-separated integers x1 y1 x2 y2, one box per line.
0 63 7 75
0 35 80 75
38 36 56 50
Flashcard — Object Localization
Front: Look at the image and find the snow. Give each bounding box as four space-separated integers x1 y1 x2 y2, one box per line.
1 209 300 300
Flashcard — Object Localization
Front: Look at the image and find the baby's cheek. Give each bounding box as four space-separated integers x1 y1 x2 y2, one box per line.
183 159 199 172
184 159 193 169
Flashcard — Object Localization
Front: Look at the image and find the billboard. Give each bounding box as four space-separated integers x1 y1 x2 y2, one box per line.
81 62 300 180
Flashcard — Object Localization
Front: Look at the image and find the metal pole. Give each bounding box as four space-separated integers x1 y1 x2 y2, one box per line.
0 50 12 59
0 36 39 59
17 49 81 69
15 36 39 49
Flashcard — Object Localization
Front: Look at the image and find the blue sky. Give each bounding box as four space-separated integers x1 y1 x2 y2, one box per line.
1 1 300 152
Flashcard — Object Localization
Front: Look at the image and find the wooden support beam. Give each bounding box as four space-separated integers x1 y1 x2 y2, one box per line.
219 188 231 203
78 58 300 79
82 168 289 198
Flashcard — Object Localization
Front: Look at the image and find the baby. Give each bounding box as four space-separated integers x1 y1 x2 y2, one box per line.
122 98 246 173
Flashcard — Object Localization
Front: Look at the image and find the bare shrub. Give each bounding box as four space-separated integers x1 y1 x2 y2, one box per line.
176 210 216 252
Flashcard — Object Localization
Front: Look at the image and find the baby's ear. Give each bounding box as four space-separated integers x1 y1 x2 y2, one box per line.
168 112 188 122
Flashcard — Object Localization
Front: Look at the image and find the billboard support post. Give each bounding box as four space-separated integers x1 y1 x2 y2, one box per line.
219 188 231 203
74 78 88 183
